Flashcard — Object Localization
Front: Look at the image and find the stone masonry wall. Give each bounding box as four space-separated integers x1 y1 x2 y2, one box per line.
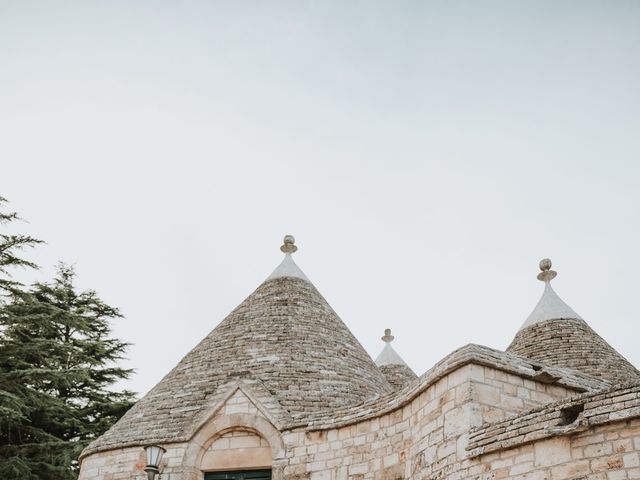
78 443 189 480
468 385 640 457
279 364 575 480
473 366 574 425
201 429 271 470
468 418 640 480
79 363 581 480
79 363 640 480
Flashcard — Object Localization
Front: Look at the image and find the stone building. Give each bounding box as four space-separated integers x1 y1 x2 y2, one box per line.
79 236 640 480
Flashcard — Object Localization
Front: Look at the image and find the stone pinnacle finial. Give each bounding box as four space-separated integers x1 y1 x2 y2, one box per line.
381 329 394 343
280 235 298 254
537 258 557 282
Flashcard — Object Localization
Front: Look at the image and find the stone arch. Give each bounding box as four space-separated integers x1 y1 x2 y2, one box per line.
200 427 271 470
183 413 285 478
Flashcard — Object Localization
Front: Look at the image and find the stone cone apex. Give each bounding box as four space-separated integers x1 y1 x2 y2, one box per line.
519 282 583 331
507 259 640 385
266 253 309 282
375 329 417 389
85 235 392 455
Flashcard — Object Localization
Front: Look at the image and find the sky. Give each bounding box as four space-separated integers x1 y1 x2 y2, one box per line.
1 1 639 396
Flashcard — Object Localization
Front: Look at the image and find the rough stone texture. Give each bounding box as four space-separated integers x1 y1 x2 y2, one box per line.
297 343 606 431
82 340 607 458
378 364 418 390
200 424 271 469
77 253 640 480
471 419 640 480
78 363 640 480
468 383 640 456
507 318 640 384
85 276 391 456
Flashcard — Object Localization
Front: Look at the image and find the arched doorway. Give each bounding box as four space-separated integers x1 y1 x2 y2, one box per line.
184 411 285 480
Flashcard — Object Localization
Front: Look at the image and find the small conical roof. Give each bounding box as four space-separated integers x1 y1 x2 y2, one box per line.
507 259 640 385
375 329 417 389
86 236 391 454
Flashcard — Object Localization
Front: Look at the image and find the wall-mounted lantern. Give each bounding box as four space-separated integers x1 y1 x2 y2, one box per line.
144 445 166 480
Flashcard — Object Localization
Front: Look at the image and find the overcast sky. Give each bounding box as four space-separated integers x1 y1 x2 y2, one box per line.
1 1 639 396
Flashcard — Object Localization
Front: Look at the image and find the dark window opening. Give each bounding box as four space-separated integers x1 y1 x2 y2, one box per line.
205 470 272 480
559 404 584 426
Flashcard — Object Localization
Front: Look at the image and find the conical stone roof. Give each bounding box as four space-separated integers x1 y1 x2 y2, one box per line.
86 236 391 454
507 259 640 385
375 329 418 389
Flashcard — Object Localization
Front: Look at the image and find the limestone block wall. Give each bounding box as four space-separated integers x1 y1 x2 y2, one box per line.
278 364 577 480
78 444 190 480
78 389 275 480
473 367 574 424
468 418 640 480
201 430 272 470
90 358 640 480
79 361 583 480
79 416 640 480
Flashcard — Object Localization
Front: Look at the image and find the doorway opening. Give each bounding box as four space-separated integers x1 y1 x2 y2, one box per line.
205 470 272 480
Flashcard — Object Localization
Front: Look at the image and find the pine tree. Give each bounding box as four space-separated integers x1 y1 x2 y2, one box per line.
0 265 136 479
0 195 44 478
0 196 43 299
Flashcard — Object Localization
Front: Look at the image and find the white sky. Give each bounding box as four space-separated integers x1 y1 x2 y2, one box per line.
1 1 639 396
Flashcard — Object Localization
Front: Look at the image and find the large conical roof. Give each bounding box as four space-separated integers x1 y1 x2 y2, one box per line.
86 236 391 454
507 259 640 385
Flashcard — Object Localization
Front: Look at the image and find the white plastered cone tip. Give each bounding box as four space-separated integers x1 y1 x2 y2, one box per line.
519 259 582 331
266 254 310 283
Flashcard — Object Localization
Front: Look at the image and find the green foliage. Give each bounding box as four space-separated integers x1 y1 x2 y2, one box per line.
0 198 135 479
0 196 43 299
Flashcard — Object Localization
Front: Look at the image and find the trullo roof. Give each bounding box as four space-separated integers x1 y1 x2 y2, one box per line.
507 259 640 385
84 236 391 455
374 329 417 389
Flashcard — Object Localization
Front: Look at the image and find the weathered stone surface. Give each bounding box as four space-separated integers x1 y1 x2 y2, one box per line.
507 318 640 384
378 364 418 390
84 276 391 456
468 384 640 456
201 428 271 470
77 248 640 480
298 344 607 431
78 363 640 480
